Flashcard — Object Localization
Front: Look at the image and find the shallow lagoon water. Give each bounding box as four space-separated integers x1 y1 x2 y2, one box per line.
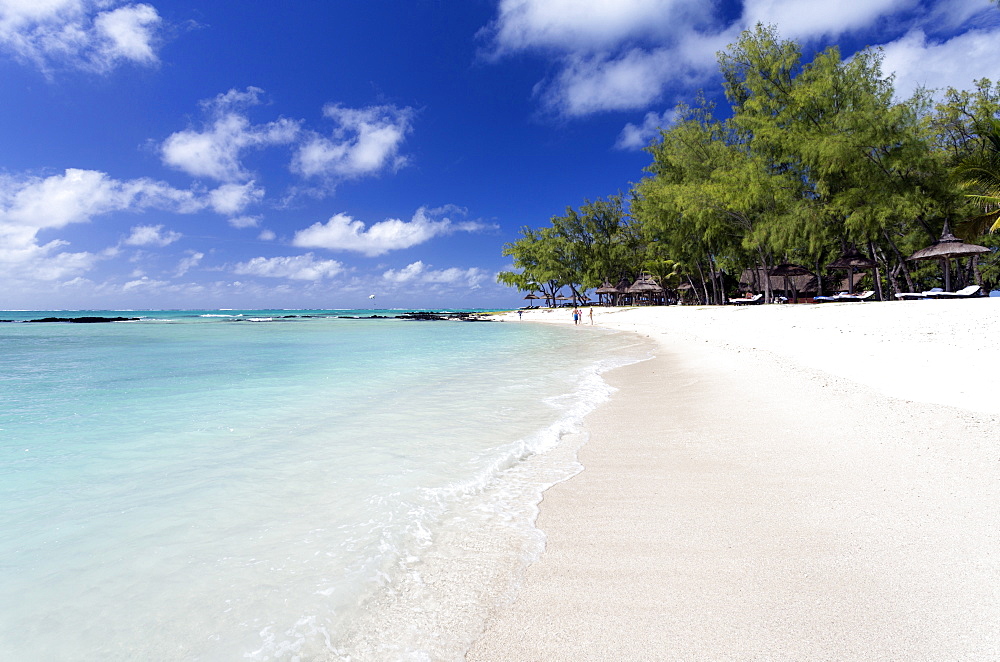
0 310 647 660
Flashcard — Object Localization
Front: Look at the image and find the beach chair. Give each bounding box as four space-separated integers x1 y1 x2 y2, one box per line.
834 290 875 302
925 285 982 299
815 290 874 303
727 293 763 305
895 287 943 300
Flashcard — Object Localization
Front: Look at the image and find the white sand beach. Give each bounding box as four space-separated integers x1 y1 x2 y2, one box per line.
470 300 1000 661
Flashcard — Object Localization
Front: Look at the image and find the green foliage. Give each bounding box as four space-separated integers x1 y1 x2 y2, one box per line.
497 25 999 302
496 195 639 303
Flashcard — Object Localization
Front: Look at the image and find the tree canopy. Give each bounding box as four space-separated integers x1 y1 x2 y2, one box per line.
498 25 999 305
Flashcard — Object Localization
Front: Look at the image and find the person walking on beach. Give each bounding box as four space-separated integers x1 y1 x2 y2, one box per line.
572 308 580 325
588 307 594 325
517 310 522 320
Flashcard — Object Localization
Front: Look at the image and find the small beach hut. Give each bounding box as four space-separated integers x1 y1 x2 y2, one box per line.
907 222 991 291
827 247 876 294
768 264 814 303
626 273 665 306
595 280 624 306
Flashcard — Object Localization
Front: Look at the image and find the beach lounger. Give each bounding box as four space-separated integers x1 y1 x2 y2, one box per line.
835 290 875 302
815 290 875 303
728 293 763 305
895 287 943 300
926 285 982 299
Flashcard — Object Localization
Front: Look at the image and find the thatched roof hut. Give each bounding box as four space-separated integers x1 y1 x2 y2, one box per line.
626 273 665 305
908 222 990 290
740 267 819 298
827 248 875 294
594 281 624 306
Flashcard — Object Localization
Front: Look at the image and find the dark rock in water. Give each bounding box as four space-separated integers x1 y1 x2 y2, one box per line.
282 315 297 318
398 312 447 321
396 311 493 322
25 316 140 323
333 311 492 322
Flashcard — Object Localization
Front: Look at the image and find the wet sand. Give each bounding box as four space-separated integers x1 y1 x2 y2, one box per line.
469 301 1000 660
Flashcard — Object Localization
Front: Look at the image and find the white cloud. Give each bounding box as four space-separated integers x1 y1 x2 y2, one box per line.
175 250 203 277
0 0 162 74
292 104 414 181
382 260 488 287
257 229 276 241
880 28 1000 99
0 168 209 283
546 49 678 116
0 168 208 229
123 223 181 246
122 275 168 291
209 181 264 215
161 88 300 182
227 214 261 229
233 253 344 281
93 4 159 64
292 206 492 257
483 0 1000 118
382 260 426 283
485 0 714 115
0 231 97 282
741 0 918 42
616 109 676 150
486 0 705 54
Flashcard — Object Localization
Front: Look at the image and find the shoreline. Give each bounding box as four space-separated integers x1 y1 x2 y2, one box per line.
470 301 1000 660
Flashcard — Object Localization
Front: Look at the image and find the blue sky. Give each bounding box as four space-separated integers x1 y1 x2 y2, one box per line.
2 0 999 310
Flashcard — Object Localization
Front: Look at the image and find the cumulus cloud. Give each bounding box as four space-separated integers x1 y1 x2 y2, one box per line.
741 0 918 42
292 103 414 181
0 168 208 282
0 0 162 74
880 28 1000 99
161 87 300 182
484 0 715 115
382 260 488 287
160 89 412 193
123 223 181 246
547 49 678 116
483 0 1000 117
233 253 344 281
486 0 705 54
616 109 676 150
209 181 264 215
292 206 493 257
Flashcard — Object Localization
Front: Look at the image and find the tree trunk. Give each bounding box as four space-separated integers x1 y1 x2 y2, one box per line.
695 261 710 305
868 240 885 301
882 230 914 294
756 249 773 303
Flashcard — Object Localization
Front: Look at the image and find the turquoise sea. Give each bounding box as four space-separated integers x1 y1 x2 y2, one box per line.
0 310 647 660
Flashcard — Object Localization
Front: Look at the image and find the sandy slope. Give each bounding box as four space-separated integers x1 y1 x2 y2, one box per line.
468 301 1000 661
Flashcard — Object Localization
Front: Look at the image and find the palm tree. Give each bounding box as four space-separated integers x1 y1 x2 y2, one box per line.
955 119 1000 237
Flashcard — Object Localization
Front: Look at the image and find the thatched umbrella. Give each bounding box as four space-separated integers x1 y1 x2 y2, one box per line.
595 280 619 306
768 263 813 303
907 222 990 291
827 247 876 294
626 273 665 306
523 293 541 306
